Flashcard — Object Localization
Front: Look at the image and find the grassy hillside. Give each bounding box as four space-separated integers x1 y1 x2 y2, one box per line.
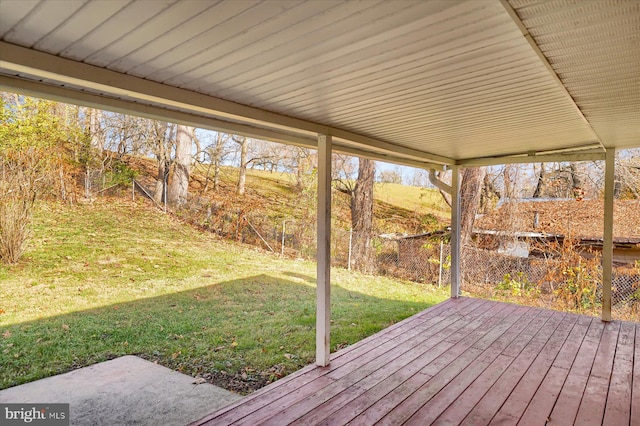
0 199 447 392
128 156 450 238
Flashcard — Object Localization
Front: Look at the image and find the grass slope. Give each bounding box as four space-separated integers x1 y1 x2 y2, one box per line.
131 156 450 235
0 199 447 392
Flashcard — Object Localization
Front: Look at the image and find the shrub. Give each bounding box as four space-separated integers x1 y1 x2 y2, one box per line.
0 96 67 263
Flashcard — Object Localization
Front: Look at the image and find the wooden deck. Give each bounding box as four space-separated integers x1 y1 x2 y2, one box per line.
192 298 639 426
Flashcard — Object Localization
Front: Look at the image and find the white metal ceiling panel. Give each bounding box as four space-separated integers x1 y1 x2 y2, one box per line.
0 0 39 38
2 0 87 47
0 0 638 164
509 0 640 150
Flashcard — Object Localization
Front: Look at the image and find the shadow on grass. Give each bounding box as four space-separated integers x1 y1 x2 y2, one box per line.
0 274 439 393
281 271 316 283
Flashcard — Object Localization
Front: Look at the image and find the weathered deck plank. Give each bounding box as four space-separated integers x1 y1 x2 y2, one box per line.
190 299 637 426
633 324 640 424
460 311 565 426
602 321 635 426
573 321 622 426
489 313 578 425
547 319 605 425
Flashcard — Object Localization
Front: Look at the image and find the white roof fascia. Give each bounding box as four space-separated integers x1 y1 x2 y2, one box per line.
1 74 447 171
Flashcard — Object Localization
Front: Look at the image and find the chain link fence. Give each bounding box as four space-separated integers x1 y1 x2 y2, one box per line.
83 168 132 198
84 169 105 197
170 192 640 322
374 236 639 321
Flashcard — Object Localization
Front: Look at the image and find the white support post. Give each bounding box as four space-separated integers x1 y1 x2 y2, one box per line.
450 166 461 298
316 134 332 366
602 148 615 322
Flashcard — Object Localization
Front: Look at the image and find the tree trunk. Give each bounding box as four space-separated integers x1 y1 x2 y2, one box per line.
569 163 584 199
295 148 307 191
351 158 375 273
168 125 193 207
503 165 514 199
480 172 500 213
533 163 546 198
153 158 167 205
459 167 485 245
213 158 221 192
89 108 104 152
235 136 248 195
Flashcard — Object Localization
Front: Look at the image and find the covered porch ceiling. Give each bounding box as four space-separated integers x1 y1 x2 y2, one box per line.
1 0 638 169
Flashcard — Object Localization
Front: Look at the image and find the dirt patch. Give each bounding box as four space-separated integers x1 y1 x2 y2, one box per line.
200 371 271 395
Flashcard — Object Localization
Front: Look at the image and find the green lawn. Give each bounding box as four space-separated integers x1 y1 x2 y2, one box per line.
0 199 447 393
374 181 449 220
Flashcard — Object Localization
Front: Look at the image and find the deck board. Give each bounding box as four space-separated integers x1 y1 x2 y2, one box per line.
190 298 638 426
490 313 578 424
602 322 635 426
547 319 605 425
460 311 564 426
286 304 489 425
633 325 640 423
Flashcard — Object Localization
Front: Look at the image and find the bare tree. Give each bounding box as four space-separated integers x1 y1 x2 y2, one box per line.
248 139 280 172
532 162 586 199
616 153 640 198
332 154 357 184
288 146 316 191
480 171 501 214
377 169 403 184
168 125 193 207
230 137 287 195
410 169 429 187
199 131 232 193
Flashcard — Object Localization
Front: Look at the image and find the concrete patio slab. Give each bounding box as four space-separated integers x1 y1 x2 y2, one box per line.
0 355 242 426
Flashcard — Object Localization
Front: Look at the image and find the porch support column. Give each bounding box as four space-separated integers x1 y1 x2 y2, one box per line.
316 134 332 366
450 166 461 298
602 148 615 322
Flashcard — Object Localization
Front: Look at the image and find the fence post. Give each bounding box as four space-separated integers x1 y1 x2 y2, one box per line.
348 227 353 271
438 240 444 288
163 175 167 213
132 180 135 201
281 220 286 257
